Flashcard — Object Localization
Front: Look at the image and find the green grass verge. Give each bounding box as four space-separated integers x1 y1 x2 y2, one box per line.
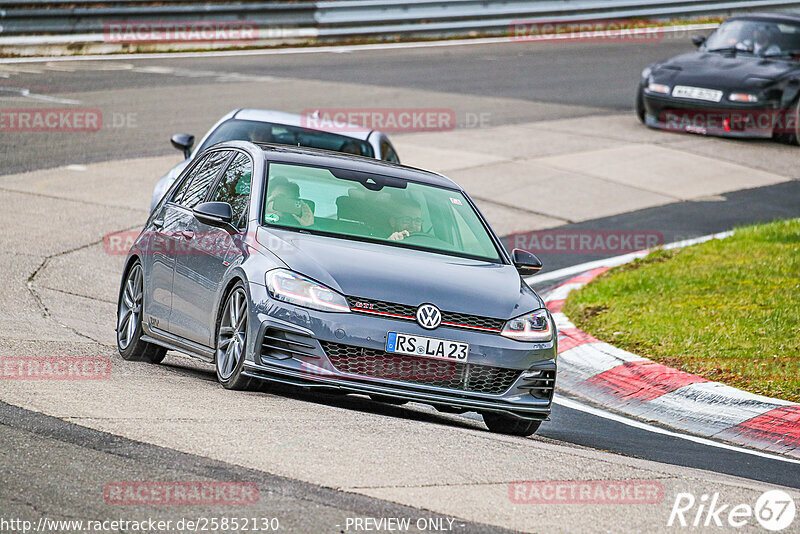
563 219 800 402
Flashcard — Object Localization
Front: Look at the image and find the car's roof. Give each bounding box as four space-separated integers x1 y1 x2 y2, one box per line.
250 143 460 190
232 108 373 141
728 11 800 24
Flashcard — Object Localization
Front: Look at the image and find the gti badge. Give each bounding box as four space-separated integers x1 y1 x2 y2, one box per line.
416 304 442 330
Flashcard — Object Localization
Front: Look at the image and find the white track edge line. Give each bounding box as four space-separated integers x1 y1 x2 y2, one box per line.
554 396 800 466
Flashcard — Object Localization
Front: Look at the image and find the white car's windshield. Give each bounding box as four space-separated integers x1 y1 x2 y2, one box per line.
199 119 375 157
704 19 800 57
262 162 502 262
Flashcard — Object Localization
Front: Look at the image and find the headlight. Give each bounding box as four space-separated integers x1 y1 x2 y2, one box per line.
501 309 553 342
729 93 759 103
266 269 350 313
641 66 652 80
646 78 671 95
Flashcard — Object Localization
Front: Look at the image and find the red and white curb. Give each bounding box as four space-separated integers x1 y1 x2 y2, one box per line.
535 232 800 459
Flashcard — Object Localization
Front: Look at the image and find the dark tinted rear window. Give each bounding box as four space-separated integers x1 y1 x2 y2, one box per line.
198 119 375 158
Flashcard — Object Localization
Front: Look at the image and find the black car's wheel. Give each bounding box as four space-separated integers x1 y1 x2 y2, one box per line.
482 412 541 437
775 98 800 145
117 261 167 364
215 281 252 390
635 84 647 124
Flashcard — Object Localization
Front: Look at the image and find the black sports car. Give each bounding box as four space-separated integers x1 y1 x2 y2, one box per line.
636 12 800 143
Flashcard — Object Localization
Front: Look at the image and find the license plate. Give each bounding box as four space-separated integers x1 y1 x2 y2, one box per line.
672 85 723 103
386 332 469 362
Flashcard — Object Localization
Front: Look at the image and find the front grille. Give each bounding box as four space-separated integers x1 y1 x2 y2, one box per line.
346 296 505 333
519 370 556 400
321 341 520 395
442 311 505 331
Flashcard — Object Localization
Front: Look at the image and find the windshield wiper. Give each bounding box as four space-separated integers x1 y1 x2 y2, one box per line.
707 46 739 54
707 46 754 56
763 49 800 59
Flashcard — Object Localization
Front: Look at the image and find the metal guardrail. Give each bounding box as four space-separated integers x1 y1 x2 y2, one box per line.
1 0 799 40
316 0 800 37
1 3 316 36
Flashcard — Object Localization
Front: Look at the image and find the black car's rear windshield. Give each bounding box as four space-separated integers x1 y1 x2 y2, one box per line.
705 19 800 57
261 162 502 262
198 119 375 157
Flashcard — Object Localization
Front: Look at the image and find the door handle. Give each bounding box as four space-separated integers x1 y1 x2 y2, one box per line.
152 218 164 230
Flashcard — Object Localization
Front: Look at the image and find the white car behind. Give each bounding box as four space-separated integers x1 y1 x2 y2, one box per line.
151 108 401 211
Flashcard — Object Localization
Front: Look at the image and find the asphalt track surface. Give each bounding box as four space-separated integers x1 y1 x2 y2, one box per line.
2 38 696 174
2 34 800 532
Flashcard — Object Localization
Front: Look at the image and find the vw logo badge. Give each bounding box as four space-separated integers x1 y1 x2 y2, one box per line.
416 304 442 330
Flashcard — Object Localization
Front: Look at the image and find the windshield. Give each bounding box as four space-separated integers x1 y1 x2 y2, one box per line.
198 119 375 157
704 19 800 56
262 163 502 262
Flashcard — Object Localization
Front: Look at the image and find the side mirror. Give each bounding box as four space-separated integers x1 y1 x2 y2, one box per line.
512 249 543 276
692 35 706 48
193 201 233 228
171 133 195 159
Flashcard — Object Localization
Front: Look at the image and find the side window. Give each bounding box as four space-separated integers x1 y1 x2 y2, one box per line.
180 150 231 209
381 141 399 163
209 152 253 229
170 154 210 204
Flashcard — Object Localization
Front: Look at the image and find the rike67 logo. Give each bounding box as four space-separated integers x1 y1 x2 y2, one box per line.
668 490 796 531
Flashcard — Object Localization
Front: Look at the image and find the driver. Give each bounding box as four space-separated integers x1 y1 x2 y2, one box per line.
753 25 781 56
740 25 781 55
388 199 423 241
265 177 314 227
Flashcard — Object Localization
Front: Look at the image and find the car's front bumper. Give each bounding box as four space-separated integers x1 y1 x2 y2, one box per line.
642 91 780 139
243 282 556 420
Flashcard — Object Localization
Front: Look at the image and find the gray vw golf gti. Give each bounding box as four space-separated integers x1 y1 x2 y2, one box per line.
117 142 556 436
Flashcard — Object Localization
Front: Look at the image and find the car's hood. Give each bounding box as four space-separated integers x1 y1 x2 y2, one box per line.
654 51 795 89
256 227 543 319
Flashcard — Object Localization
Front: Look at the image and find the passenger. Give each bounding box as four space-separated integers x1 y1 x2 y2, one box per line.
265 177 314 227
242 124 274 144
387 199 424 241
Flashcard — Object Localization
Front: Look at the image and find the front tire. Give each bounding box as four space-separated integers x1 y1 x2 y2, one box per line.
483 412 541 437
635 84 646 124
215 282 252 390
775 97 800 145
116 261 166 364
